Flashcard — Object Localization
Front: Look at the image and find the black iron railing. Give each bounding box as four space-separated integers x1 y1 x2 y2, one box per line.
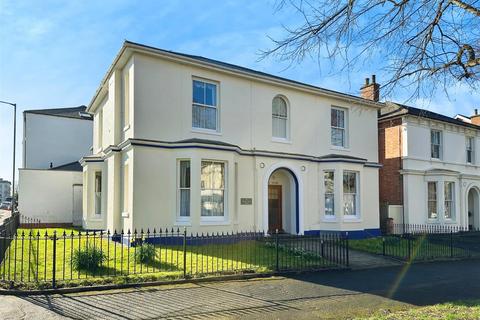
382 224 480 261
0 228 349 287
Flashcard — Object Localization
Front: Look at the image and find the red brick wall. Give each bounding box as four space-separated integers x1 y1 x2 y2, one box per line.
378 118 403 205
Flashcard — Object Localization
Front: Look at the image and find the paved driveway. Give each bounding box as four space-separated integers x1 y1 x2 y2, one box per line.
2 259 480 319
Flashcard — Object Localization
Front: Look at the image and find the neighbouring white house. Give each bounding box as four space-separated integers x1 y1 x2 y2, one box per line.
81 41 382 237
379 104 480 230
0 179 11 202
18 106 93 225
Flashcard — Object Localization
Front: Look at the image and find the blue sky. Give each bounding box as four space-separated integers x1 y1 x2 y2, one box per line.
1 0 479 185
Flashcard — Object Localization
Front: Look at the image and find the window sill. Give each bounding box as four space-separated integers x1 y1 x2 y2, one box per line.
122 211 129 218
330 146 350 152
322 216 338 223
430 158 443 162
90 216 103 222
123 124 131 132
343 216 362 223
200 218 230 226
271 138 291 144
174 220 192 227
191 128 222 136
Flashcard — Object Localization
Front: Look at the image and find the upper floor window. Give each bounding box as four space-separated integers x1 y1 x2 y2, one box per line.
444 181 455 220
272 96 288 139
201 161 225 217
431 130 442 159
467 137 475 164
343 171 358 216
192 79 218 131
331 107 347 147
324 171 335 216
427 181 438 219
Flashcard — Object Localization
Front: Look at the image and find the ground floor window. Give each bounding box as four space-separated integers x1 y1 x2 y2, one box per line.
178 160 191 218
428 181 438 219
201 161 225 217
324 171 335 216
444 181 455 220
343 171 358 216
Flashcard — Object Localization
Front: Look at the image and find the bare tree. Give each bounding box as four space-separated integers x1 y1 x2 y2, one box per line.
262 0 480 98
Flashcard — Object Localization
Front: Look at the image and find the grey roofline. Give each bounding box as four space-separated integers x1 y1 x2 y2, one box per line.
87 40 382 112
379 102 480 131
24 106 92 121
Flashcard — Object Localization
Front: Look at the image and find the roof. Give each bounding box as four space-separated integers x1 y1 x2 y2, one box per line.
88 40 383 111
50 161 83 172
24 106 92 120
379 102 480 130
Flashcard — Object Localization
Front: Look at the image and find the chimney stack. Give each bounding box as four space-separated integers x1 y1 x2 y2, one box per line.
471 109 480 126
360 75 380 102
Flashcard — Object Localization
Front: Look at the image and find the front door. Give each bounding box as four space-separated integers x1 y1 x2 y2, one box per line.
268 185 283 233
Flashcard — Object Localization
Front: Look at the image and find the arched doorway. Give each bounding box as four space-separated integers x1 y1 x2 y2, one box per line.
267 168 298 234
468 187 480 230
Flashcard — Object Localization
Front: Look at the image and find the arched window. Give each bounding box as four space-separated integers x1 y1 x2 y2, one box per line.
272 96 288 139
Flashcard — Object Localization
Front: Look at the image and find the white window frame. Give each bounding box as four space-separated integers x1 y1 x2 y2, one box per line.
444 181 455 220
200 160 228 223
343 171 359 218
467 136 475 164
331 106 348 148
324 170 335 218
94 171 102 216
177 159 191 223
272 95 290 141
427 181 438 220
192 78 220 133
430 130 443 160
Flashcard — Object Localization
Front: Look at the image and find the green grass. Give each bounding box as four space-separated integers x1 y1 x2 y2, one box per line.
0 228 333 288
350 236 473 261
362 300 480 319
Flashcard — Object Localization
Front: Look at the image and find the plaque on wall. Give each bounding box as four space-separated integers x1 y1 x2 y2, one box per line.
240 198 253 205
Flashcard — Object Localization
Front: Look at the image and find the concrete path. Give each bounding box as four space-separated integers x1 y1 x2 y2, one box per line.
348 248 402 269
2 259 480 320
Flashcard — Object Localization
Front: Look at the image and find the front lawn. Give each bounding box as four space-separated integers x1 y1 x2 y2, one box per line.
350 235 473 261
0 227 333 288
362 300 480 319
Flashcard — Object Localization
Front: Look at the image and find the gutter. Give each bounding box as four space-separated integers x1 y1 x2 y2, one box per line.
87 41 384 112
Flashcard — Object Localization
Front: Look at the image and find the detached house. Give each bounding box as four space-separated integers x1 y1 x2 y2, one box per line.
379 104 480 230
81 41 382 237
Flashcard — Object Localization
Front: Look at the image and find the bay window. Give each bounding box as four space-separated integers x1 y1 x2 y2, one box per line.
444 182 455 220
201 161 225 217
178 160 191 218
428 182 438 219
343 171 358 216
324 171 335 216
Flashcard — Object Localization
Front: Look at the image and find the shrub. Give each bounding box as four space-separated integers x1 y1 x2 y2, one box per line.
72 246 106 272
135 243 156 264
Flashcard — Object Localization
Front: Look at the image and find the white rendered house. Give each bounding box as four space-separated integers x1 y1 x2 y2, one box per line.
379 103 480 229
18 106 92 225
81 41 382 237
